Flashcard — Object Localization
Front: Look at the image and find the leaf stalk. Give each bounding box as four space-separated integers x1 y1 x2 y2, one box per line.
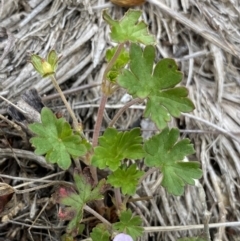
50 75 79 131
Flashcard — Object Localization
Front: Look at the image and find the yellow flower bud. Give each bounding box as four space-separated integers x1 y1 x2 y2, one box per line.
30 50 59 78
42 60 54 75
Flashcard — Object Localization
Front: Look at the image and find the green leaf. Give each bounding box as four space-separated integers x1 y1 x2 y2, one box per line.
66 210 84 235
113 209 143 241
47 50 59 72
91 128 145 171
144 128 202 195
103 9 155 45
107 164 144 195
118 44 195 128
106 46 130 82
57 173 105 236
29 107 88 170
144 88 195 129
90 225 111 241
30 54 45 76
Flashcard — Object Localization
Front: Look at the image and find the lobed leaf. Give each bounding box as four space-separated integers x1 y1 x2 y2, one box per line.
144 88 195 129
91 128 145 171
118 44 195 129
29 107 88 170
107 164 144 195
144 128 202 195
56 172 106 236
113 209 143 241
103 9 155 45
90 225 111 241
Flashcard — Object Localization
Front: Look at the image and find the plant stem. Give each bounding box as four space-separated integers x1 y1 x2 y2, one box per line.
50 75 79 131
114 188 123 211
50 75 82 168
84 204 112 228
92 94 108 147
102 42 125 82
97 43 124 129
91 43 126 184
90 94 108 185
109 98 144 127
93 42 125 146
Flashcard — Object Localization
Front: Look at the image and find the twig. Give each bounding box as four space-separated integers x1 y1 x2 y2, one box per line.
147 0 240 58
183 113 240 143
19 0 52 28
0 148 54 170
0 114 28 143
5 219 240 233
0 95 27 114
0 171 65 182
0 27 15 65
13 181 74 194
28 199 50 241
196 181 211 241
42 83 101 101
143 221 240 232
3 220 66 230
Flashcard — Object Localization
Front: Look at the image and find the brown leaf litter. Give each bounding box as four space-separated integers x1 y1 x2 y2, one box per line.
0 0 240 240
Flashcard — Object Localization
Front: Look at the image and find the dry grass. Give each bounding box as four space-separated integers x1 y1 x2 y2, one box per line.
0 0 240 240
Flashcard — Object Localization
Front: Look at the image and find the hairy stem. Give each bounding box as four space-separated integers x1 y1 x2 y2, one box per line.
50 75 82 168
92 94 108 147
91 94 108 184
50 75 79 131
91 43 126 184
114 188 123 211
93 42 125 145
109 98 144 127
102 42 125 82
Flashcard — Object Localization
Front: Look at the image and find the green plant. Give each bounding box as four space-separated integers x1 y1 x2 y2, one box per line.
55 170 106 236
29 9 202 241
29 107 89 170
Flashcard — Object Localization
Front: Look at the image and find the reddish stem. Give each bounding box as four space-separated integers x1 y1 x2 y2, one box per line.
91 43 125 185
90 94 108 184
92 94 108 147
